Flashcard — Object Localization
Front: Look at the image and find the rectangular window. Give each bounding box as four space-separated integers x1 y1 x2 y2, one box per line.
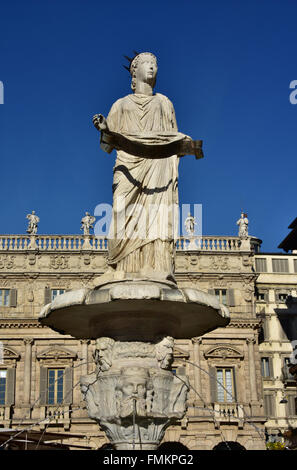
276 292 289 303
216 368 235 403
272 258 289 273
47 369 64 405
215 289 227 305
255 258 267 272
294 259 297 273
0 290 10 307
0 370 7 405
261 358 271 377
51 289 66 302
256 291 266 302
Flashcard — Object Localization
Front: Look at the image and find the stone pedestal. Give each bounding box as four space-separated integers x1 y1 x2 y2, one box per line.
39 280 230 449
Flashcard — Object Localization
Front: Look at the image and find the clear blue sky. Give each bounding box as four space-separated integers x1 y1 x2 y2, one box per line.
0 0 296 251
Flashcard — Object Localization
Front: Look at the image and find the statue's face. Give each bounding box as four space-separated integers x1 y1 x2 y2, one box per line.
96 339 113 370
135 55 157 85
121 377 147 399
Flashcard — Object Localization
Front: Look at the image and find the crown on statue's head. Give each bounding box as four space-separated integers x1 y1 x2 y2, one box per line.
123 51 157 74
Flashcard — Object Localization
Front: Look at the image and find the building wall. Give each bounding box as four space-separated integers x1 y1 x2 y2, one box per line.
0 235 295 449
255 253 297 442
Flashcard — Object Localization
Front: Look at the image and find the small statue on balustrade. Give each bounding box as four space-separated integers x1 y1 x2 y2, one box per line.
237 211 249 239
26 210 39 235
184 213 197 237
81 211 96 235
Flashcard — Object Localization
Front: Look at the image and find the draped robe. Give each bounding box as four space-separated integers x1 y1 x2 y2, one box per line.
106 92 185 279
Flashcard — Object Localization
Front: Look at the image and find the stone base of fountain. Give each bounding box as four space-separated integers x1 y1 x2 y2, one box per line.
39 280 230 450
80 336 189 450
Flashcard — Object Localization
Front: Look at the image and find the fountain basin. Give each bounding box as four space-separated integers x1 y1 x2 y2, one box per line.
39 282 230 341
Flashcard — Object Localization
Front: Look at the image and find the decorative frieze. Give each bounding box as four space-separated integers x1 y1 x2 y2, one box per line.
0 255 15 269
50 255 70 270
204 345 244 360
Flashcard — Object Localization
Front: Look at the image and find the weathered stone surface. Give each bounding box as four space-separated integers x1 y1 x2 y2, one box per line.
80 336 189 450
39 281 230 341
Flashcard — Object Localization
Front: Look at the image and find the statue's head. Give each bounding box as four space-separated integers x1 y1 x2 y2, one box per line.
94 337 115 372
117 367 152 399
128 52 158 92
155 336 174 370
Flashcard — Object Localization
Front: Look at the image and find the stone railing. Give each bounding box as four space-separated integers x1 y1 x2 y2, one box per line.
0 405 11 424
0 406 5 420
176 236 242 251
213 402 244 422
39 405 71 430
45 405 71 420
0 235 248 252
0 235 108 251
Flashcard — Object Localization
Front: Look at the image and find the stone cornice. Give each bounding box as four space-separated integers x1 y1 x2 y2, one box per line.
227 319 261 329
176 273 254 279
0 318 262 330
0 319 45 329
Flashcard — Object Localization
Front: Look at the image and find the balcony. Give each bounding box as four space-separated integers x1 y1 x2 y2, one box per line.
213 402 244 426
39 405 71 430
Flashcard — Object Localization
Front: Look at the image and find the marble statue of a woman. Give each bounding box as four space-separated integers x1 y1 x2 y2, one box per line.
93 52 202 285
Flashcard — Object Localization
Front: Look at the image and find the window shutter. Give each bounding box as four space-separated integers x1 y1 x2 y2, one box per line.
263 395 270 416
287 396 297 416
208 289 215 296
227 289 235 307
264 394 275 417
5 368 15 405
268 357 274 378
64 367 73 405
39 367 48 405
44 288 51 305
9 289 17 308
209 366 217 403
232 368 237 402
263 318 269 341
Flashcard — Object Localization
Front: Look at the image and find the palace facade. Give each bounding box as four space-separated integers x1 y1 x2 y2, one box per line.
0 232 296 450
